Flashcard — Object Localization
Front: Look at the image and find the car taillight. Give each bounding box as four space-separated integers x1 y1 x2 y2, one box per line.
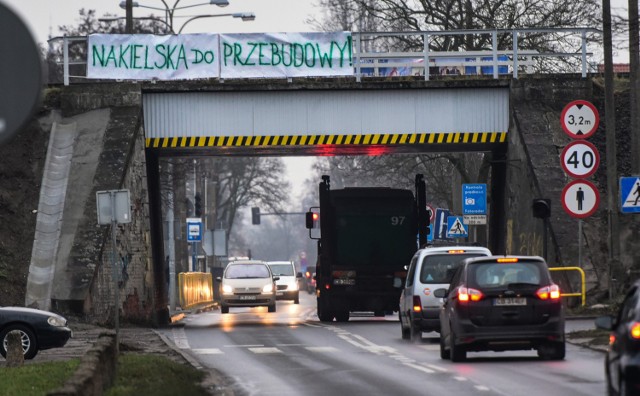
458 287 483 302
536 284 561 300
630 322 640 339
412 296 422 312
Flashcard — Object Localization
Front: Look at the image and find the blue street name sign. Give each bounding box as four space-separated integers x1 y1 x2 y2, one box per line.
462 184 487 215
620 177 640 214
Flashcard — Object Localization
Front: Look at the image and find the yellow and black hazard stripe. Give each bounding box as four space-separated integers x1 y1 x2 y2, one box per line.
146 132 507 149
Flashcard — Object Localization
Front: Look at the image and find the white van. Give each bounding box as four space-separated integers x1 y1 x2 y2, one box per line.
267 261 301 304
399 245 492 341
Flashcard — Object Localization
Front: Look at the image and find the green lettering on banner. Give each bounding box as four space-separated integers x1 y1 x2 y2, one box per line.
304 43 316 67
281 43 293 67
233 43 243 65
222 42 233 66
132 44 143 69
334 36 353 67
257 42 269 66
143 46 153 70
192 49 215 64
106 46 118 67
155 44 167 69
177 45 188 70
316 42 332 68
92 45 106 66
244 43 257 66
166 45 177 69
270 43 282 66
118 45 131 69
292 43 304 67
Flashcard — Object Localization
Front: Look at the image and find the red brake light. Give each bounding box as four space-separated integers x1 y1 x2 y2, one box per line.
536 284 561 300
447 250 465 254
631 322 640 339
458 287 483 302
412 296 422 312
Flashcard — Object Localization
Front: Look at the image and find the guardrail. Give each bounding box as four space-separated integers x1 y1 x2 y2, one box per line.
178 272 214 309
549 266 586 307
47 27 601 85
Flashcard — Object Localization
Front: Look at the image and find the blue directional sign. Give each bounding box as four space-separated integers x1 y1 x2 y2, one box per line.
434 208 451 240
186 218 202 242
462 184 487 215
446 216 468 238
620 177 640 214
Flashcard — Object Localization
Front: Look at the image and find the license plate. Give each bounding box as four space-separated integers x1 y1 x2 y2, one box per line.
239 295 256 301
276 292 283 296
494 297 526 306
333 278 355 285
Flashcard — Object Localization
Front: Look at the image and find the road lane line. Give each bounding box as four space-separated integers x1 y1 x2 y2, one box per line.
403 362 436 374
171 327 190 349
192 348 223 355
249 347 283 354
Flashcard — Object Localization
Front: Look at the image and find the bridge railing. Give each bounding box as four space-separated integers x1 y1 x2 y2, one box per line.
47 27 601 85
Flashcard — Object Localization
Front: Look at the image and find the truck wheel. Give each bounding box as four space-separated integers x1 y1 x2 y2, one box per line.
317 297 334 322
293 292 300 305
268 303 276 313
400 312 411 340
220 305 229 314
335 310 349 322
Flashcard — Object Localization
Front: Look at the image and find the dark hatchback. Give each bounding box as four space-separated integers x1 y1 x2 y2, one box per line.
595 279 640 396
438 255 565 362
0 306 72 359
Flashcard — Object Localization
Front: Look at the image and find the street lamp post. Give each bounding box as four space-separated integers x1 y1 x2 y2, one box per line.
119 0 233 34
177 13 255 34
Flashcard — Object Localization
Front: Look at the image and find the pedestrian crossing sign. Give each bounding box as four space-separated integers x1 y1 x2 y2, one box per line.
620 177 640 213
446 216 468 238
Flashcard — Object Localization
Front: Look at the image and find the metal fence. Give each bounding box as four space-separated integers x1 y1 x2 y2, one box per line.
46 27 601 85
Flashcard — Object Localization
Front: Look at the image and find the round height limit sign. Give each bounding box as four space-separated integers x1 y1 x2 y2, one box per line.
560 100 599 139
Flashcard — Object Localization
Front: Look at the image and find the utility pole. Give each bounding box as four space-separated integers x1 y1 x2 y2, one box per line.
125 0 133 33
603 0 621 299
630 0 640 173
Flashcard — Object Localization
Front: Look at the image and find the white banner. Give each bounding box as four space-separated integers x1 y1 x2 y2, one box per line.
220 32 353 79
87 32 354 80
87 34 220 80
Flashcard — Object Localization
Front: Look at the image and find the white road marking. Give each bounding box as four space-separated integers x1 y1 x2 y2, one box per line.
305 346 339 353
403 362 436 374
192 348 223 355
224 344 264 348
454 376 468 381
171 327 190 349
425 364 448 372
474 385 491 392
249 347 283 354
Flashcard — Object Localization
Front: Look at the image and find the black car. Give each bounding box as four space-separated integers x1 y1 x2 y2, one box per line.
0 306 72 359
438 255 565 362
595 280 640 396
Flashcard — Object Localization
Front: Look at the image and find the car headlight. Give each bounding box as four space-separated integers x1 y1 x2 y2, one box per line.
222 285 233 295
48 316 66 327
262 284 274 293
289 282 298 291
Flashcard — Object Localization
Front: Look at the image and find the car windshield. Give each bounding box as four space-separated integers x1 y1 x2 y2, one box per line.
469 262 543 288
269 264 294 276
225 264 270 279
419 253 487 284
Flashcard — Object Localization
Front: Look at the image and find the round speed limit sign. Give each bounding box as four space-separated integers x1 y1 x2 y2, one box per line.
560 140 600 178
560 100 600 139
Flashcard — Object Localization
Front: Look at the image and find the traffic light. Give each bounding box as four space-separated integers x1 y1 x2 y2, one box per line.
532 198 551 219
251 207 261 225
194 193 202 217
305 211 319 229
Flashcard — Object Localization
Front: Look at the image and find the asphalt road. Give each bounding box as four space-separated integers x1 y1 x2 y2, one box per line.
161 292 607 396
